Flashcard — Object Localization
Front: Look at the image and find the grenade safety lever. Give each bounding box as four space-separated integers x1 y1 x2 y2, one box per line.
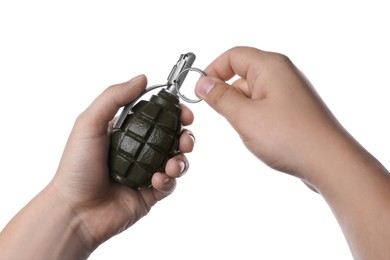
108 53 202 190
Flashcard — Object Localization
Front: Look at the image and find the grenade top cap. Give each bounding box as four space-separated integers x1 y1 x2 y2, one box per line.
166 53 196 95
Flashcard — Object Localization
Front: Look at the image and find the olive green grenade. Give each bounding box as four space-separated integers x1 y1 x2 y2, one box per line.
108 53 202 189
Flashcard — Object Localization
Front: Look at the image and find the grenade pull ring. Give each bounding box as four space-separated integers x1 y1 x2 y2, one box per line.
173 67 206 104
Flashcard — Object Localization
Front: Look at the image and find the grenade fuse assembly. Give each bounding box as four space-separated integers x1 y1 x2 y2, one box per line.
108 53 204 190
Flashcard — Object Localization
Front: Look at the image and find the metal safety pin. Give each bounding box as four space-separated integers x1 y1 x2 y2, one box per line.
113 53 206 130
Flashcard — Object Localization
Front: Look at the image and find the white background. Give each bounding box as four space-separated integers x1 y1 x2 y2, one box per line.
1 1 389 259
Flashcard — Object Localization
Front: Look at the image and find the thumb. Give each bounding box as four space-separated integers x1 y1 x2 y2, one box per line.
195 76 248 122
76 74 147 135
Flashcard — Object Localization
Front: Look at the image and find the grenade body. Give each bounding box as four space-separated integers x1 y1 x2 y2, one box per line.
108 89 182 189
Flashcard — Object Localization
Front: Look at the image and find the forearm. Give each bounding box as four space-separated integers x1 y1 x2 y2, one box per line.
0 185 92 260
306 130 390 260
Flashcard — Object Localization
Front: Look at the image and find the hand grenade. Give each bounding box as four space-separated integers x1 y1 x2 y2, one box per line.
108 53 202 190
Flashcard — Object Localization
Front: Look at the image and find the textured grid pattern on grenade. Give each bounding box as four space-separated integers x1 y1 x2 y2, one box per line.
109 91 181 188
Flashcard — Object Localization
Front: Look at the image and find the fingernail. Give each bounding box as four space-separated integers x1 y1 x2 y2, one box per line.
179 160 186 175
128 74 144 83
183 130 196 144
188 132 196 144
196 76 216 98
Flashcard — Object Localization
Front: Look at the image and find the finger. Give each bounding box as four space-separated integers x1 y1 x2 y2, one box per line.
180 103 194 126
138 171 178 207
179 130 195 153
195 76 249 124
204 46 270 83
151 172 177 199
165 153 189 178
231 77 251 97
76 74 147 134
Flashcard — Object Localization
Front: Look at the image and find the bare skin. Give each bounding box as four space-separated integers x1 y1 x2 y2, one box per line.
0 74 195 259
1 47 389 260
195 46 390 260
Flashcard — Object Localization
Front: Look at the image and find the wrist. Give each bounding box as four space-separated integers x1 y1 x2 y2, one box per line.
292 122 358 193
43 183 98 257
300 129 381 195
0 184 93 260
300 130 390 259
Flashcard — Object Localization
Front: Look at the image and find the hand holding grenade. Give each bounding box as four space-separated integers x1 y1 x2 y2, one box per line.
108 53 204 190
